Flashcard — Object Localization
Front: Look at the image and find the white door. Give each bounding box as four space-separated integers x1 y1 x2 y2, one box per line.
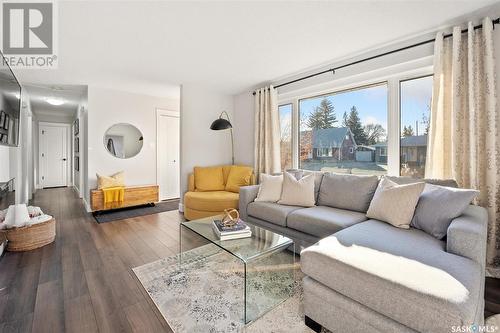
39 124 68 188
157 110 180 200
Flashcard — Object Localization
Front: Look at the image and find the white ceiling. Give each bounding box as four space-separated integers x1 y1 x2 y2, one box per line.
25 84 86 118
15 0 500 98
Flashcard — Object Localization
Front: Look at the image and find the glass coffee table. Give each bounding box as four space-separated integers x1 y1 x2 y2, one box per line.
180 215 296 324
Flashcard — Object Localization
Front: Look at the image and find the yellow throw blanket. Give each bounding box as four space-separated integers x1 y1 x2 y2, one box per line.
102 187 125 207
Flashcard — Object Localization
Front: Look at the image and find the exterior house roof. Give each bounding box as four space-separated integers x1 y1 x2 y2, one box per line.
371 141 387 148
312 127 354 149
401 135 427 147
370 135 428 149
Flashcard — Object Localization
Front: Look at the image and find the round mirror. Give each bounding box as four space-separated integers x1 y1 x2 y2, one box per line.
103 123 143 159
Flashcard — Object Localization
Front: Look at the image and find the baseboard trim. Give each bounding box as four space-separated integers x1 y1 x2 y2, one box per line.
83 198 92 213
72 185 82 198
305 316 322 333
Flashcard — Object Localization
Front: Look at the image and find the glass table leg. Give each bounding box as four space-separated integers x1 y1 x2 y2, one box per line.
244 245 296 324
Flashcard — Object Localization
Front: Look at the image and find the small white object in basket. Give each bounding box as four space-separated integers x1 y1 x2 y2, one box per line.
0 205 49 229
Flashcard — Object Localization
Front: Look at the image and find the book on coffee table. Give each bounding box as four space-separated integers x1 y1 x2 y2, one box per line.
212 219 252 241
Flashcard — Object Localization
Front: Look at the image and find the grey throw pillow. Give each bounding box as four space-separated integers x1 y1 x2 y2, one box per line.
318 173 379 212
411 184 479 239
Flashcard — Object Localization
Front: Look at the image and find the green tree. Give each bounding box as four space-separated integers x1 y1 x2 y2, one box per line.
364 123 386 145
422 104 430 135
306 98 337 129
402 125 415 137
306 108 324 129
344 106 367 145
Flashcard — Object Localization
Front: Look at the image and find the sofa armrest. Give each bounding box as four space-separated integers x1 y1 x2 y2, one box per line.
446 205 488 268
239 185 260 220
188 173 195 192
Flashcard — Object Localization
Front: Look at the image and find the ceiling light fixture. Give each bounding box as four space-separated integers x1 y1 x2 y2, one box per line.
45 97 64 106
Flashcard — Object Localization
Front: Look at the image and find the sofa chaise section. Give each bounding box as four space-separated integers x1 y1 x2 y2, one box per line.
301 205 488 333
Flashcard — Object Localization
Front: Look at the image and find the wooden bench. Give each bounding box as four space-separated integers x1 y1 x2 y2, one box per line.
90 185 159 212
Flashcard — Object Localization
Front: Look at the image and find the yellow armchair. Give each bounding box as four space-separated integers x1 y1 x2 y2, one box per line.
183 165 255 220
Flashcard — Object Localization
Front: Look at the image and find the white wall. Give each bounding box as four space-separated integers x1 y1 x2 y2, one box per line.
233 92 254 167
179 84 234 204
86 86 179 206
12 89 32 204
0 146 9 181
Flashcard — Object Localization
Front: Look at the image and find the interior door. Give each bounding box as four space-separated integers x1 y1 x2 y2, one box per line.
157 112 180 200
40 124 68 188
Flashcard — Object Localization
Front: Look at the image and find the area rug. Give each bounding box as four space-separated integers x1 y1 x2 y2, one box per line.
93 199 179 223
133 244 322 333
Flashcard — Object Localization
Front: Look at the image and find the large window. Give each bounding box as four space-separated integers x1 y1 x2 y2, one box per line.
279 104 293 170
298 83 388 175
400 76 433 178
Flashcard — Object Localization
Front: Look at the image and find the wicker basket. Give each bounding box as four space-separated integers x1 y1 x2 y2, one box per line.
0 218 56 252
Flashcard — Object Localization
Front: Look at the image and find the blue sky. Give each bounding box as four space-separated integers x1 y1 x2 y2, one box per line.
279 76 433 139
299 83 388 132
400 75 433 136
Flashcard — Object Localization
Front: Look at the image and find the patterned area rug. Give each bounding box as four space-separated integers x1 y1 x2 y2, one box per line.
133 244 320 333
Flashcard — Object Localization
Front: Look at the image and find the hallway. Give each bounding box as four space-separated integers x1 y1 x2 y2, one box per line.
0 188 182 332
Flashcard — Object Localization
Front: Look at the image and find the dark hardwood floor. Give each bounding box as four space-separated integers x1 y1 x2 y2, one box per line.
0 187 499 332
0 188 180 333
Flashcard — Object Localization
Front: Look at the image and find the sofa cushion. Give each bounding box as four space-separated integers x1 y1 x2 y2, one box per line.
194 166 225 191
288 206 367 238
301 220 481 333
317 173 379 212
411 184 479 239
366 178 425 229
184 191 239 212
278 172 315 207
247 201 302 227
255 174 283 202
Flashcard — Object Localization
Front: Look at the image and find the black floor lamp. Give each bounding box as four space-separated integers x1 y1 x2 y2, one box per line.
210 111 234 165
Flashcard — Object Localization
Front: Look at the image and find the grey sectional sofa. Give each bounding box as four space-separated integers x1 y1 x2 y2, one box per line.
239 171 488 333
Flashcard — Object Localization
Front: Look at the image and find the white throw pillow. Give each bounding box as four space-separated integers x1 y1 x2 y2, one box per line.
255 174 283 202
278 172 315 207
366 178 425 229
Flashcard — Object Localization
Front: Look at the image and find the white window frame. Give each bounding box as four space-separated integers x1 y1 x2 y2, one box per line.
278 65 433 176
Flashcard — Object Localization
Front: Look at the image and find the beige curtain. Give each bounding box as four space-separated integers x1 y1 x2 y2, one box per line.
426 18 500 268
254 85 281 179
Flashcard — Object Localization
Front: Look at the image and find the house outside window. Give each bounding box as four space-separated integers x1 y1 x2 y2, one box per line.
279 69 433 177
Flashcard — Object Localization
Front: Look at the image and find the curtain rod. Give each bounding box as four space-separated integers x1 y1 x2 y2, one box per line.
252 17 500 96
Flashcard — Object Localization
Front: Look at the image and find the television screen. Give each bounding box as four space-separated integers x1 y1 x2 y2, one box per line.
0 57 21 147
